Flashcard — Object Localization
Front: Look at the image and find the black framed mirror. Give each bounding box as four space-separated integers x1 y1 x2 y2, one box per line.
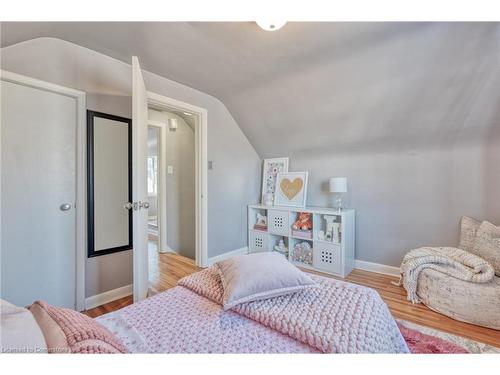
87 110 132 257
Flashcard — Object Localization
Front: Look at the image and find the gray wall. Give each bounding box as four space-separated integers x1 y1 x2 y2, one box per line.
86 94 133 298
4 27 496 274
246 24 499 267
484 134 500 224
149 109 196 259
289 144 497 266
0 37 261 298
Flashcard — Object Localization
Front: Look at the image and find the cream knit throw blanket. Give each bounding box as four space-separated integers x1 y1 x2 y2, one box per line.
395 247 495 303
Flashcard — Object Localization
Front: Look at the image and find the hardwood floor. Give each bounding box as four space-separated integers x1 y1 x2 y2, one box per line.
84 248 500 348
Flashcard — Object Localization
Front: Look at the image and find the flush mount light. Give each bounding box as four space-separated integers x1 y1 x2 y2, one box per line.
183 112 192 116
168 118 178 131
256 21 287 31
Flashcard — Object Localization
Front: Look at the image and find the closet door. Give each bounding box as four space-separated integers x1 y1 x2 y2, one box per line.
1 78 79 308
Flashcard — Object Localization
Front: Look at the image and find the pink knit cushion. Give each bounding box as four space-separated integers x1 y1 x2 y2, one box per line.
31 301 127 354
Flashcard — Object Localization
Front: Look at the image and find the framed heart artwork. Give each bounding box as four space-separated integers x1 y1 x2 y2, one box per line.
274 172 309 207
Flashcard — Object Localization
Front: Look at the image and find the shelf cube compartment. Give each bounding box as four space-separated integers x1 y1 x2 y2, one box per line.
289 238 313 266
249 230 268 253
313 213 342 243
249 207 268 232
290 211 313 239
268 209 289 235
269 234 289 258
313 242 341 274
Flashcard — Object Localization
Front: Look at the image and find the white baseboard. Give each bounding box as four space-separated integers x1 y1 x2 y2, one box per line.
207 248 399 277
159 244 175 254
85 284 133 310
206 247 249 266
354 259 400 277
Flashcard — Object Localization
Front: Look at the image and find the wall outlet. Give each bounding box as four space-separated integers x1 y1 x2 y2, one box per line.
167 165 173 174
208 160 213 170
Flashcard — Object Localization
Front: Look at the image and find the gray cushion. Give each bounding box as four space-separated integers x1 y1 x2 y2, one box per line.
471 221 500 276
215 252 315 310
417 269 500 330
459 216 481 252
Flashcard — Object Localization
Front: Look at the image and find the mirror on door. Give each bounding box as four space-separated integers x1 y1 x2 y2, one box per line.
87 110 132 257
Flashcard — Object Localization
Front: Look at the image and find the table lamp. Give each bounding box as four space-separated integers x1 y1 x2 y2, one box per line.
329 177 347 212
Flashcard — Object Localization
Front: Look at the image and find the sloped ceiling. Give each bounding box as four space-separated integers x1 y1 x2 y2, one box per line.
2 22 499 156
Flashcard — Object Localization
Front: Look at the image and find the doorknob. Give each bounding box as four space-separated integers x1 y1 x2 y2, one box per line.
60 203 72 211
124 202 149 210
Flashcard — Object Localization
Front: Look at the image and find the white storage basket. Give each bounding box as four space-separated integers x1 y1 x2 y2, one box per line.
249 230 268 253
313 242 341 274
268 209 289 236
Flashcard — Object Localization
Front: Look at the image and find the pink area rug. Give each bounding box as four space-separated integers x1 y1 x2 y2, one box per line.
397 320 499 354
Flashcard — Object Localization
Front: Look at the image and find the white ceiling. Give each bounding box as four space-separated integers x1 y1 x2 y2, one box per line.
2 22 499 156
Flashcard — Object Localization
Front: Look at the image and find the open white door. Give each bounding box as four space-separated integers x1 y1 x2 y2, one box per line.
132 57 149 302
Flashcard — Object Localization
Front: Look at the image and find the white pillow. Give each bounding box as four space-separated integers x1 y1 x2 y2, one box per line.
1 299 47 353
215 252 316 310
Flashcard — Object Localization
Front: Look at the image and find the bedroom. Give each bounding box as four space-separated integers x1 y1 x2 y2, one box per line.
1 0 499 372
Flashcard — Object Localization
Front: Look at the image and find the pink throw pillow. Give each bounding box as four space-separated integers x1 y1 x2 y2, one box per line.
30 301 127 354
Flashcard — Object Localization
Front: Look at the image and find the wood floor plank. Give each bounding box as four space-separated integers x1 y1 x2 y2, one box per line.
84 249 500 348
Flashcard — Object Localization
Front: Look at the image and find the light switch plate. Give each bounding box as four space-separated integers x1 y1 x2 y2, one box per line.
167 165 173 174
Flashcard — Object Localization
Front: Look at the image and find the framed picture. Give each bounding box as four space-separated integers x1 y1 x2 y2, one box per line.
261 157 289 205
274 172 308 207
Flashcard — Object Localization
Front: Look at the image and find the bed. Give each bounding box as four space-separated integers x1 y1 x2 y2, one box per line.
1 254 418 354
95 265 410 353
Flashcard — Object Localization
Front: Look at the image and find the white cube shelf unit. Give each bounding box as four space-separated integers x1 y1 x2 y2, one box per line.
248 204 355 278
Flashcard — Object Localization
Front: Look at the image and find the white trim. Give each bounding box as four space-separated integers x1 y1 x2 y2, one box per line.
0 70 86 311
159 244 176 254
147 91 208 268
84 284 132 310
354 259 400 277
206 247 249 266
206 247 400 277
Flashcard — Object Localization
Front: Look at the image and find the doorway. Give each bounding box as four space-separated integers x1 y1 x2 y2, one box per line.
147 108 196 292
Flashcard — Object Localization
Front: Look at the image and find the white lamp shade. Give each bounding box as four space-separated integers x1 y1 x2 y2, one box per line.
329 177 347 193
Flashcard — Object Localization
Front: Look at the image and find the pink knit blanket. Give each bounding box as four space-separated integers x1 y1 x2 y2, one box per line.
178 267 409 353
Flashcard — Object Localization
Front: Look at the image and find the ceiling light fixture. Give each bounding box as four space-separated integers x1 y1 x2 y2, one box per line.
183 112 192 116
256 21 287 31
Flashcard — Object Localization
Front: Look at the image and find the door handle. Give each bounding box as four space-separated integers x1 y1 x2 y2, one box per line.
124 201 149 210
60 203 72 211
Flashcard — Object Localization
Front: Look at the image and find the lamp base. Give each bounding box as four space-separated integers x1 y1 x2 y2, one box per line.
335 194 343 213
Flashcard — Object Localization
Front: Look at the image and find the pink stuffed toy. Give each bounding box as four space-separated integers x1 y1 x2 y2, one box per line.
292 212 312 231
